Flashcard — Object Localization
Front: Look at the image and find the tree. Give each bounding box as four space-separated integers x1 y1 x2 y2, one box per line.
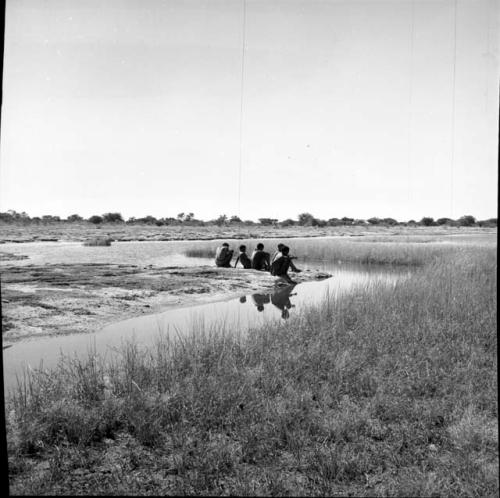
297 213 316 226
477 218 497 227
215 214 227 226
229 215 242 223
327 218 341 226
367 217 381 225
42 215 61 222
382 217 398 226
135 215 158 224
419 217 435 226
102 212 124 223
280 218 295 227
88 215 103 224
436 217 453 225
457 215 476 227
258 218 278 226
67 214 83 222
341 217 354 225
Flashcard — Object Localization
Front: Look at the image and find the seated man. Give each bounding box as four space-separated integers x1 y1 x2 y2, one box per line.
270 245 297 284
271 243 301 273
234 245 252 269
251 243 270 271
214 242 233 267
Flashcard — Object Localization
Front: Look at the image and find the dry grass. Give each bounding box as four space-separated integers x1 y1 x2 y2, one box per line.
6 242 497 496
82 236 113 247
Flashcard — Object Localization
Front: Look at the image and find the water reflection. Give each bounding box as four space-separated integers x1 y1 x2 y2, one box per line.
251 293 270 312
248 285 297 319
271 285 297 319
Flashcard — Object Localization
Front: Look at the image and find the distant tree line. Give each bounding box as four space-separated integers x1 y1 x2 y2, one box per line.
0 210 496 228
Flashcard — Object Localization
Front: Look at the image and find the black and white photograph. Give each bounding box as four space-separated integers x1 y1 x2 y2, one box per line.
1 0 498 495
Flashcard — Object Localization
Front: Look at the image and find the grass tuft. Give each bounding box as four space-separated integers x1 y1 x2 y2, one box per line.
82 236 113 247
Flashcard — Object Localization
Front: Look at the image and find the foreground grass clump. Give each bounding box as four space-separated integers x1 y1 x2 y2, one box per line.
82 236 113 247
6 248 497 496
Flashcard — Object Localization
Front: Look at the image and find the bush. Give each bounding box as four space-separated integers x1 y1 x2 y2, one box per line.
66 214 83 222
88 215 103 225
436 217 453 225
297 213 316 226
280 218 296 227
102 212 124 223
82 237 113 247
419 217 435 226
457 215 476 227
477 218 497 228
258 218 278 226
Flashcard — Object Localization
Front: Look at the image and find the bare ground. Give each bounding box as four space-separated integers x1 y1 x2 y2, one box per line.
1 261 329 345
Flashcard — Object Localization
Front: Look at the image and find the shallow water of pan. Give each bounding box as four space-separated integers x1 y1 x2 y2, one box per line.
2 241 410 393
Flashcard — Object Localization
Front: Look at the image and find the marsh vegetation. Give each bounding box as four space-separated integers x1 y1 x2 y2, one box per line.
5 236 497 496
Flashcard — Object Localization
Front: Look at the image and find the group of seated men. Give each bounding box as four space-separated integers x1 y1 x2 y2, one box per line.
214 242 301 284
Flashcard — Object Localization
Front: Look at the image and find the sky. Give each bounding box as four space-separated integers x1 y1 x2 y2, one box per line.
1 0 498 222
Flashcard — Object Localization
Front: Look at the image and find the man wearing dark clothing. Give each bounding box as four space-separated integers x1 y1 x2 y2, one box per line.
270 246 297 284
271 243 302 273
215 243 233 267
234 245 252 269
251 243 270 271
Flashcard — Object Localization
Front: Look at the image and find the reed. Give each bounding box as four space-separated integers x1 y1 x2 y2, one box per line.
183 237 478 266
6 244 497 496
82 236 113 246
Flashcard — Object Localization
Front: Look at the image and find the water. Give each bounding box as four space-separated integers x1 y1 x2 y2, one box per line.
2 241 409 394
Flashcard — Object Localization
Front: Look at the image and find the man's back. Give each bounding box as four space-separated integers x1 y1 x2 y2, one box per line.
252 250 270 270
215 246 233 267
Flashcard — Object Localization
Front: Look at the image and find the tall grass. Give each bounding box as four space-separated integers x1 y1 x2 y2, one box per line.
184 237 486 266
82 236 113 247
6 245 497 496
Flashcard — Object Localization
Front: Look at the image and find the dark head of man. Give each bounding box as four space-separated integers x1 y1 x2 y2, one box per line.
239 245 247 252
277 243 284 250
282 246 290 256
256 243 264 250
222 242 229 247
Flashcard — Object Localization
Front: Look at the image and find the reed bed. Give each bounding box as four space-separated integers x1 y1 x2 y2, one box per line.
183 237 488 266
6 244 497 496
82 236 113 247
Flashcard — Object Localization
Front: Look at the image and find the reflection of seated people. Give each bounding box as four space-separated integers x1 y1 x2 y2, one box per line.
251 293 270 312
271 284 297 319
251 243 270 271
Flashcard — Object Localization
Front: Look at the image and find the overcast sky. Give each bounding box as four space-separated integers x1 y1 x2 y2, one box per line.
1 0 498 222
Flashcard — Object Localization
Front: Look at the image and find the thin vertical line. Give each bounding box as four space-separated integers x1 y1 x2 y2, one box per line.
407 0 415 212
450 0 457 218
238 0 246 217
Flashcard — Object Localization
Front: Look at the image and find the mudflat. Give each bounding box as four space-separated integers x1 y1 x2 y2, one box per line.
1 260 328 344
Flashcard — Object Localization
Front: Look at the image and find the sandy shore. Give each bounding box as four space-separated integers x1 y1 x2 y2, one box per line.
1 259 329 345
